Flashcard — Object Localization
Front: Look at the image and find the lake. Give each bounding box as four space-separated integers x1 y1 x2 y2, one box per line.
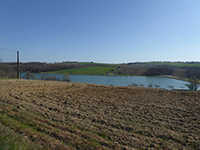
20 73 190 90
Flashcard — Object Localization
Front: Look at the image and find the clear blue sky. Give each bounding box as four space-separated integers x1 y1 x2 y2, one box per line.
0 0 200 63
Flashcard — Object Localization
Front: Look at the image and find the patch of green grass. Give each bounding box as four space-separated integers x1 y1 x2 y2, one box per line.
98 132 109 140
0 77 16 80
47 66 117 75
0 122 40 150
0 77 9 80
0 112 50 149
0 112 36 134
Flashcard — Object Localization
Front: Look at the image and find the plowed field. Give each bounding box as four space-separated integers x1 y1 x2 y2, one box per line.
0 79 200 149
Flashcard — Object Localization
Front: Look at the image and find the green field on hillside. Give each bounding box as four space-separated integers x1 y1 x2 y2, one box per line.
48 66 117 75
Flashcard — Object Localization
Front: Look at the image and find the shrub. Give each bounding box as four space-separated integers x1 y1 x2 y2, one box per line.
128 83 138 87
168 86 174 90
185 77 200 91
154 85 160 88
24 71 34 79
148 84 153 88
41 75 61 81
0 64 16 78
62 73 70 82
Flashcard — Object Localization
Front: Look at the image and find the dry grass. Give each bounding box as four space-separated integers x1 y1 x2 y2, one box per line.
0 79 200 149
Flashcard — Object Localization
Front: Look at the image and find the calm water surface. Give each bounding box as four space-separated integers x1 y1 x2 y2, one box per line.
20 73 190 90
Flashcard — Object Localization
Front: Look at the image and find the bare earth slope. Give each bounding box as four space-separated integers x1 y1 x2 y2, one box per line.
0 79 200 149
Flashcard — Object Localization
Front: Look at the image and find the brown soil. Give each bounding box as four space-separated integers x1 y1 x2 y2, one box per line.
0 79 200 149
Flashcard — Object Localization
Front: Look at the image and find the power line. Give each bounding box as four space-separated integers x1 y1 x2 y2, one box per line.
0 48 17 52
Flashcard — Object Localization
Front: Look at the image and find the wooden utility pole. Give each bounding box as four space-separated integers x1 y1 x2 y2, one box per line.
17 51 20 79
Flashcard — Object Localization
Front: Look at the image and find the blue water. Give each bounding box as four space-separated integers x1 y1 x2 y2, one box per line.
20 73 190 90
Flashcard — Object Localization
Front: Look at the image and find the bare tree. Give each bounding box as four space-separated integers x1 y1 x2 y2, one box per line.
24 71 34 79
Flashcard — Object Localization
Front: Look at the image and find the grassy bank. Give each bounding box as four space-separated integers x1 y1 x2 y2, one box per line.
47 66 117 75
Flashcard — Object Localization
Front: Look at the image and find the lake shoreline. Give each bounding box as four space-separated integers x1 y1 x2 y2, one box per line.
162 75 189 82
20 73 189 90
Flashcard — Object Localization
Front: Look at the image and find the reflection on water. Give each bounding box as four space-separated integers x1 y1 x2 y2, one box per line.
20 73 190 90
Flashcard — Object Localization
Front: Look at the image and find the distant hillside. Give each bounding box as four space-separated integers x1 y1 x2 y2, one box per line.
126 61 200 67
117 61 200 79
1 61 200 79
